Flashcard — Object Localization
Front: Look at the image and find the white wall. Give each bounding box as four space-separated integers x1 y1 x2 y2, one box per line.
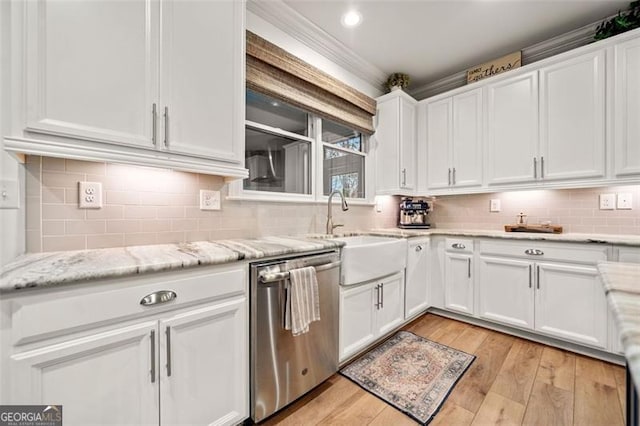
247 11 383 99
0 0 25 266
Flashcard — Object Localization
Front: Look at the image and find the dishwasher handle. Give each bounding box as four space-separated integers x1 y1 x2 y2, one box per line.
258 260 341 284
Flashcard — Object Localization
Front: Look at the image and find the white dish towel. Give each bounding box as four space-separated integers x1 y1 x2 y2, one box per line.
284 266 321 336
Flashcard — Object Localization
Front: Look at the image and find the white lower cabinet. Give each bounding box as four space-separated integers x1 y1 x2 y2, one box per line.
405 238 430 319
476 240 609 350
11 322 160 425
160 298 247 426
478 256 534 329
444 238 474 315
3 265 248 426
339 271 405 361
535 262 607 348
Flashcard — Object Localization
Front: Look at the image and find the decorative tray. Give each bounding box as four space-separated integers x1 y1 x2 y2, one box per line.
504 224 563 234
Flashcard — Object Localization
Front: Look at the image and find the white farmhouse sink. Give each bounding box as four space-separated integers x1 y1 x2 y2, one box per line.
332 236 407 285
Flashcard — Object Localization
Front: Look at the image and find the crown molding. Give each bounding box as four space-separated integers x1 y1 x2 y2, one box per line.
409 18 602 100
247 0 387 89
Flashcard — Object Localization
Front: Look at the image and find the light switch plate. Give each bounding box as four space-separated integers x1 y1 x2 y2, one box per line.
78 182 103 209
200 190 220 211
617 193 633 209
490 199 501 212
0 179 20 209
599 193 615 210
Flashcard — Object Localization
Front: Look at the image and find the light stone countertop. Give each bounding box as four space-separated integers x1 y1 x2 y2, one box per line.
0 236 343 293
597 262 640 388
2 228 639 293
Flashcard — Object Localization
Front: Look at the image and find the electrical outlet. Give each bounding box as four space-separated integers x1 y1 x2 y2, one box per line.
489 199 501 212
599 193 615 210
617 193 633 209
199 190 220 211
0 179 19 209
78 182 103 209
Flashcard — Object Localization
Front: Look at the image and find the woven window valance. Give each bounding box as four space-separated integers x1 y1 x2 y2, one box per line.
246 31 377 135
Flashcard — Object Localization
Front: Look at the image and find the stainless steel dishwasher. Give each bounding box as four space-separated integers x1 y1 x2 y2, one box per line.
250 250 340 423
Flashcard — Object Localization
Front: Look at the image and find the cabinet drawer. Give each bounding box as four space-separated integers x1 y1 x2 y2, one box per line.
9 265 246 346
479 240 607 265
445 238 474 253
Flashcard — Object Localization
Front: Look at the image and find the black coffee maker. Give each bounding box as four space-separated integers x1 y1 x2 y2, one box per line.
398 197 432 229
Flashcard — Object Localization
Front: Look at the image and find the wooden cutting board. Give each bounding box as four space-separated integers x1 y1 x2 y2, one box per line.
504 224 563 234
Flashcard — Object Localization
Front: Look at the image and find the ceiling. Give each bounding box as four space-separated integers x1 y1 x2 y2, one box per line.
281 0 630 90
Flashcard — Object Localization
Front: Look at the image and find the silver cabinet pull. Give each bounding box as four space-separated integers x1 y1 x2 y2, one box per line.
452 243 466 250
541 156 545 178
533 157 537 179
467 258 471 278
524 249 544 256
163 106 169 148
452 167 456 185
401 168 407 186
166 326 172 377
150 330 156 383
529 264 532 288
152 103 157 146
536 265 540 289
380 283 384 309
374 284 381 309
448 168 452 185
140 290 177 306
415 245 423 252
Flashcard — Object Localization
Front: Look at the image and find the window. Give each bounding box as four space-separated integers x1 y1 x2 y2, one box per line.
245 91 313 195
322 119 366 199
239 90 370 202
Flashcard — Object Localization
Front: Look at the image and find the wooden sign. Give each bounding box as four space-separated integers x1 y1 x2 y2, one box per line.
466 51 522 84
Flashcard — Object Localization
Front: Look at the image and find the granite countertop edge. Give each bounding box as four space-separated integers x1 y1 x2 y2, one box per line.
2 229 639 293
597 261 640 388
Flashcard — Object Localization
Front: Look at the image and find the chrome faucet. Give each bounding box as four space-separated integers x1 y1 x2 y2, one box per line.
326 190 349 234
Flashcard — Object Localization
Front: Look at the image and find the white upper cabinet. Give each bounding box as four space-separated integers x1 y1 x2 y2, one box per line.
426 98 452 190
24 0 158 148
375 90 417 194
614 36 640 178
539 50 606 181
426 88 482 191
486 71 539 186
452 88 483 188
160 0 244 163
12 0 247 178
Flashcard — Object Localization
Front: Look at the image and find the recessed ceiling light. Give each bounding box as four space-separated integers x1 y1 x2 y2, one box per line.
341 10 362 28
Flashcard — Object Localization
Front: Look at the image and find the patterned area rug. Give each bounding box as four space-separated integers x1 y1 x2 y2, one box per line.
340 331 475 425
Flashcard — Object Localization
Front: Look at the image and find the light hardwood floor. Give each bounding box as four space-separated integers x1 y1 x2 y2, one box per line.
262 314 626 426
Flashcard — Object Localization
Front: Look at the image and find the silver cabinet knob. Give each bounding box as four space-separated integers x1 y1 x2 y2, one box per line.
415 245 423 252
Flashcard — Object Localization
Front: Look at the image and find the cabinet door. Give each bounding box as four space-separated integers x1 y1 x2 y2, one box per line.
452 88 483 188
376 273 405 336
486 71 538 185
426 98 453 189
374 97 400 193
478 256 534 329
24 0 158 147
10 322 159 425
339 283 376 361
444 253 474 315
539 50 605 181
160 298 248 426
405 240 429 319
535 263 607 349
399 97 416 189
614 36 640 177
160 0 244 163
